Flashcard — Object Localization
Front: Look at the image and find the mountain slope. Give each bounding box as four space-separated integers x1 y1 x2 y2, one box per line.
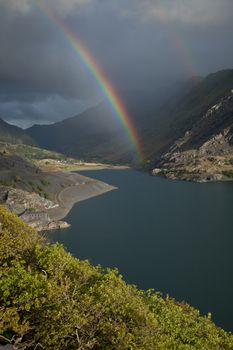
153 89 233 181
28 102 139 164
144 69 233 161
27 83 199 164
27 69 233 165
0 118 34 145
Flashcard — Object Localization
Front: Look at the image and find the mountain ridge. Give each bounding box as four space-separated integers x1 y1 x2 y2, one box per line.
23 69 233 173
26 74 212 164
0 117 34 145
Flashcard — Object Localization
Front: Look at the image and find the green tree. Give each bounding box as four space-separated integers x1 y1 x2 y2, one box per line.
0 206 233 349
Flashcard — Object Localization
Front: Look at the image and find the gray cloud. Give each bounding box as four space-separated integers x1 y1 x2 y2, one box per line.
120 0 233 25
0 0 232 126
0 95 94 128
0 0 93 15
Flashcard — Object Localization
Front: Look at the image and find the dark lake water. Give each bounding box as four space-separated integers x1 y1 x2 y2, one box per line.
49 169 233 331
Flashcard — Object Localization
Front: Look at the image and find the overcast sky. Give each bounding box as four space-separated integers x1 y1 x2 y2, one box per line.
0 0 232 128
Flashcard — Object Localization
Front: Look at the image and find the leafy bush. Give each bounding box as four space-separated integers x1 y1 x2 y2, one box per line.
0 207 233 349
222 170 233 178
40 179 50 187
42 192 50 200
13 176 22 183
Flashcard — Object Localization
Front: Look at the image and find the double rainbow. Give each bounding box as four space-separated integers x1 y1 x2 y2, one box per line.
35 1 144 163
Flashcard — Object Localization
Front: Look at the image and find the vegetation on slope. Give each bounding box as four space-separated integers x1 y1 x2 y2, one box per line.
0 206 233 349
0 143 84 174
0 144 83 200
0 142 79 163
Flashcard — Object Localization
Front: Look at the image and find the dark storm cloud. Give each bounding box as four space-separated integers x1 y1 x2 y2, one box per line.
0 0 232 126
0 95 92 129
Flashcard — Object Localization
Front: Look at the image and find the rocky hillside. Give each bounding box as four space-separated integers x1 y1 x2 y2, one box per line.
144 69 233 162
0 118 34 145
153 89 233 182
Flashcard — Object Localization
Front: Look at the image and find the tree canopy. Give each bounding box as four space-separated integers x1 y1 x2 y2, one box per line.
0 206 233 349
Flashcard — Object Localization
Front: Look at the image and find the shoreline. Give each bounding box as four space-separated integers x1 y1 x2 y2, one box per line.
48 174 117 221
68 164 130 171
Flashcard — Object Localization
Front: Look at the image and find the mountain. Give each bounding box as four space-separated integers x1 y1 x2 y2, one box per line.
26 81 200 164
143 69 233 162
0 118 34 145
153 83 233 182
27 102 139 164
27 85 181 164
27 69 233 166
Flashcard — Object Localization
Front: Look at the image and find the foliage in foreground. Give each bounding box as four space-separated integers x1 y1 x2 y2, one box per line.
0 207 233 349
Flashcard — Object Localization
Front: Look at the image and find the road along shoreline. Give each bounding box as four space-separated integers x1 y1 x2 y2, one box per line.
48 174 117 221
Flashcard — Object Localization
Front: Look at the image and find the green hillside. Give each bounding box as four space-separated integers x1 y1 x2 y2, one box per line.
0 142 77 163
0 207 232 349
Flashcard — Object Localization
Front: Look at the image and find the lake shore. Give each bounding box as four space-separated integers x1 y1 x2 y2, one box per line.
48 172 117 221
67 164 130 171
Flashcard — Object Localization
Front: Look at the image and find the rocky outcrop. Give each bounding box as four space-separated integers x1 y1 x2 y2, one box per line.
153 90 233 182
47 220 70 230
23 217 70 232
0 187 69 231
5 187 58 214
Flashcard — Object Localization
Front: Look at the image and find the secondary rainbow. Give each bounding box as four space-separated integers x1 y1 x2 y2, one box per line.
34 0 143 162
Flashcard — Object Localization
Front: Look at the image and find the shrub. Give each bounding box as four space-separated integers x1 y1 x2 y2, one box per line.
0 207 233 349
222 170 233 178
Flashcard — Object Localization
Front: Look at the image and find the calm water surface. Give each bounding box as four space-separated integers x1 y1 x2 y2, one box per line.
50 169 233 331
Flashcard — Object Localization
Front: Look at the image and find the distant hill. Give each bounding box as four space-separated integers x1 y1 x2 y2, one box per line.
0 142 77 163
0 118 34 145
27 103 138 164
26 80 199 164
28 85 177 164
27 69 233 165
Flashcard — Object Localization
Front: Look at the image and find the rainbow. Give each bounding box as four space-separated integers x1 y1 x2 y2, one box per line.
34 0 144 163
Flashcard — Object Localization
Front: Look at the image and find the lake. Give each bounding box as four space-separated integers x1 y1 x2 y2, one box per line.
49 169 233 331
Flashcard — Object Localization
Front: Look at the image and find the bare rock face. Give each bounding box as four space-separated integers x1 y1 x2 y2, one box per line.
153 90 233 182
152 168 162 175
0 186 70 231
47 221 70 230
5 187 58 215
